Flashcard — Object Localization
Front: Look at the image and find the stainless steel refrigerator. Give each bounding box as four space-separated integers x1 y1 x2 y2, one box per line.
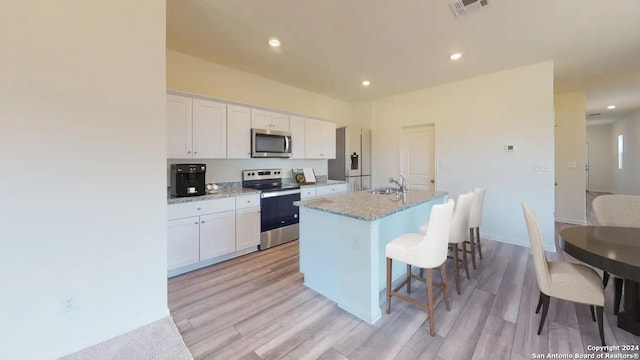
328 127 371 192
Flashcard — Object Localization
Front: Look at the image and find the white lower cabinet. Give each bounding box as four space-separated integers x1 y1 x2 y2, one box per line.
199 210 236 261
236 206 260 250
316 183 349 197
167 195 261 275
167 217 200 271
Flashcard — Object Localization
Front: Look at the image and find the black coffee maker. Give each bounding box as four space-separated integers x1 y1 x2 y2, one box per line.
171 164 206 197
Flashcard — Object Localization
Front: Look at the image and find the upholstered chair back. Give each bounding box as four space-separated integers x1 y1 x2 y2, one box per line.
522 203 551 294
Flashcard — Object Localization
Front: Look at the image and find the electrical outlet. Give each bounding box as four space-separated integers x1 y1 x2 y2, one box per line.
60 296 78 314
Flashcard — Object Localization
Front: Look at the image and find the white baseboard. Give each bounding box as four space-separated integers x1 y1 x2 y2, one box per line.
555 217 587 225
483 234 556 252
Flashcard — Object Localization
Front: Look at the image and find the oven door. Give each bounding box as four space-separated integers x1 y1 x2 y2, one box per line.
260 189 300 232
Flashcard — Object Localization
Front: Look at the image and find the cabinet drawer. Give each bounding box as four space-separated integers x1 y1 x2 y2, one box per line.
316 184 348 197
301 187 317 199
235 194 261 209
168 197 235 220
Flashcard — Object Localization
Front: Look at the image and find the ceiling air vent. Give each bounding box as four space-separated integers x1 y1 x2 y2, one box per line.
449 0 490 18
589 113 602 116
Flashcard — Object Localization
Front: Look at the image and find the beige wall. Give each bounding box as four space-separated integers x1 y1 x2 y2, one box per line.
0 1 168 359
370 62 556 250
167 49 353 125
554 91 587 224
586 124 614 192
612 109 640 195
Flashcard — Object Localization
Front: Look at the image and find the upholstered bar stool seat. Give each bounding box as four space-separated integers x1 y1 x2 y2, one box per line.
386 199 455 336
419 192 474 294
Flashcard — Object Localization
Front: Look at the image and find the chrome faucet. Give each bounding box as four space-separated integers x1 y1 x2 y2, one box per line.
388 175 407 194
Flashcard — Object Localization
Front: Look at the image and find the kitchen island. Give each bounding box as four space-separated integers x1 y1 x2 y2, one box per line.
296 189 448 323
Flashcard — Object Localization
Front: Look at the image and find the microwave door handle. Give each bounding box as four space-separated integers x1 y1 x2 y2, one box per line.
285 135 290 153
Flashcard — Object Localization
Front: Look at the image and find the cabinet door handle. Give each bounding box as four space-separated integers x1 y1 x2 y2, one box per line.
194 151 198 154
201 221 205 224
187 151 191 154
193 222 198 225
197 207 202 210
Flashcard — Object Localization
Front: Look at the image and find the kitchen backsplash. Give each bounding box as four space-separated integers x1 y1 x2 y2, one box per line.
166 158 328 184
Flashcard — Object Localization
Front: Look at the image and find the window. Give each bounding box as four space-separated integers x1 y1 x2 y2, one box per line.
618 134 624 170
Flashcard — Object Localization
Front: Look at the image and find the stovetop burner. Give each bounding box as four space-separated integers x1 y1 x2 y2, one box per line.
241 168 300 192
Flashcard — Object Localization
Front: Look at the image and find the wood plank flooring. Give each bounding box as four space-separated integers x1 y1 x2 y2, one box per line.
169 230 638 360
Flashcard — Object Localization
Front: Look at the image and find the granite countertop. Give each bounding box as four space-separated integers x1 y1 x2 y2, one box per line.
299 179 347 187
168 187 260 205
296 189 448 221
168 178 347 205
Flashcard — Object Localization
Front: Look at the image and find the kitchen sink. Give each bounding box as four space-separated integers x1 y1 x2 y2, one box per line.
370 187 399 194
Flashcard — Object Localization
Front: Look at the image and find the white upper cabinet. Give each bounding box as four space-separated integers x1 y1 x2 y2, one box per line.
167 94 193 159
192 99 227 159
251 109 290 132
227 104 251 159
305 119 336 159
289 115 306 159
167 94 227 159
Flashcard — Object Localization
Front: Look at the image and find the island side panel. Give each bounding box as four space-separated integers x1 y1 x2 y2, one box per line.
375 195 447 292
299 207 381 323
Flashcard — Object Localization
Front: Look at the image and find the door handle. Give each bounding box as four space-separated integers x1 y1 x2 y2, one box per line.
430 179 435 184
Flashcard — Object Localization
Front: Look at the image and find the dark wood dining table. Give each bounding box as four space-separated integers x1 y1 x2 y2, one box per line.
559 226 640 336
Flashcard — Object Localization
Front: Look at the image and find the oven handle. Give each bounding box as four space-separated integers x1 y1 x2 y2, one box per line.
261 189 301 198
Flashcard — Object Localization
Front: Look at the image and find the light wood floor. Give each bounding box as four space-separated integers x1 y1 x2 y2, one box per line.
169 232 639 360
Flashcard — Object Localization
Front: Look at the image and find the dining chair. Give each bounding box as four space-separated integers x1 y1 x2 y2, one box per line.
467 188 486 270
592 194 640 314
522 203 606 346
447 192 474 294
385 199 455 336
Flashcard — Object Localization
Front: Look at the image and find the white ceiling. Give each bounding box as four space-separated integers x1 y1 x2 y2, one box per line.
167 0 640 121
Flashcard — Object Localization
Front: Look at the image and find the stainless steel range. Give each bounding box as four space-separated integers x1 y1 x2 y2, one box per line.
242 169 301 250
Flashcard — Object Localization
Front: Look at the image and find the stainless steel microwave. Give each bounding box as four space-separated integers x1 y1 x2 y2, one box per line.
251 128 292 158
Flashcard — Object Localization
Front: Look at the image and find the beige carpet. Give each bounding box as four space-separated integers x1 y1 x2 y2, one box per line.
59 316 193 360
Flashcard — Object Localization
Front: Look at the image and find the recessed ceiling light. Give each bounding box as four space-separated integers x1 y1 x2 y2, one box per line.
268 38 281 47
449 52 463 61
362 80 371 87
607 105 616 110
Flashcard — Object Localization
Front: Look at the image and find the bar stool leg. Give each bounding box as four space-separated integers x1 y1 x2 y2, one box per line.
407 264 412 294
441 263 451 311
469 228 477 270
476 227 483 260
453 244 461 295
386 257 392 314
426 268 436 336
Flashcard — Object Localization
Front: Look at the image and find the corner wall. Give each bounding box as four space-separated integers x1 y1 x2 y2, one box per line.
554 91 587 224
0 1 168 359
371 62 556 250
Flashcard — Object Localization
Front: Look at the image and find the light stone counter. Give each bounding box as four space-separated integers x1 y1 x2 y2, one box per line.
167 186 260 204
296 189 447 221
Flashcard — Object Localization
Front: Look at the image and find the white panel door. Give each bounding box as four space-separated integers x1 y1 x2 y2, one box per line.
271 112 290 131
400 125 435 190
251 109 273 129
166 94 193 159
227 104 251 159
199 210 236 261
305 119 324 158
192 99 227 159
167 217 200 271
322 121 337 159
235 206 260 251
289 115 306 159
